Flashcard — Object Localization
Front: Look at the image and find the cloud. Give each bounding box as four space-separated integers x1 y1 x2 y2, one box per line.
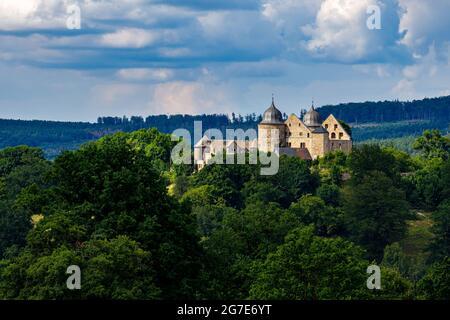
399 0 450 56
153 0 261 11
100 28 158 48
301 0 407 63
93 83 140 104
151 81 232 114
1 0 450 121
0 0 69 30
393 44 450 99
117 68 174 81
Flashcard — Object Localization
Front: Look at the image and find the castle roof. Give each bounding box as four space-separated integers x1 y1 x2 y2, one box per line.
303 103 322 127
261 98 283 124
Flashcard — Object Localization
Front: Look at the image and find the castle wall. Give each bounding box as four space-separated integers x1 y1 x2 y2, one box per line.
285 114 313 150
322 114 352 154
329 140 352 153
258 123 286 152
310 132 329 159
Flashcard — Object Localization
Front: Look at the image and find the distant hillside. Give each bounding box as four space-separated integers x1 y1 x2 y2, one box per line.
318 95 450 124
0 96 449 158
0 115 258 159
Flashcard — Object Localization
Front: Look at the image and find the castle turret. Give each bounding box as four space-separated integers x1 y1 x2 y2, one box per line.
303 103 321 127
258 98 286 152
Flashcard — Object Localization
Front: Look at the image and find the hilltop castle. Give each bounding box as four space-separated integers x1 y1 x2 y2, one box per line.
194 99 352 169
258 99 352 160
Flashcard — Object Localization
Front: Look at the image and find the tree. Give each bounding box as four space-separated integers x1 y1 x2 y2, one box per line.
348 144 399 184
241 181 285 205
411 158 450 210
316 183 341 206
417 257 450 300
0 146 46 177
191 162 258 209
0 146 51 258
0 129 202 299
0 236 160 299
289 195 345 237
200 202 301 299
413 129 450 160
262 155 319 207
249 226 368 299
428 200 450 262
343 171 411 261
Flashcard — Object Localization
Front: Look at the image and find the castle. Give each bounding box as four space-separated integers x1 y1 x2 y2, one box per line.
194 99 352 169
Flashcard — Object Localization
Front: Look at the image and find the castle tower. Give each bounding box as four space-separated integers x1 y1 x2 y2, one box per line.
303 103 329 159
258 98 286 152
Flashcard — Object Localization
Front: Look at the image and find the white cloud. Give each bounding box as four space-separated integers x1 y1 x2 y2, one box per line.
261 0 320 37
117 68 174 81
100 28 158 48
151 81 232 114
303 0 404 62
0 0 70 30
393 45 450 99
197 10 281 56
93 83 140 104
399 0 450 54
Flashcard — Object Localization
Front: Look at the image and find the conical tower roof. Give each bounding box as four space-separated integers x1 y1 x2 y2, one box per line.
261 97 283 124
303 102 321 127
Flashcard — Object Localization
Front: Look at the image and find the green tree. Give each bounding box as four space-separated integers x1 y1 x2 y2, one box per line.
429 200 450 262
0 146 51 258
411 158 450 210
249 226 368 299
0 236 160 299
417 257 450 300
413 129 450 160
348 144 399 184
289 195 345 237
241 181 285 205
262 155 319 207
0 129 201 299
200 202 301 299
316 183 341 206
343 171 411 261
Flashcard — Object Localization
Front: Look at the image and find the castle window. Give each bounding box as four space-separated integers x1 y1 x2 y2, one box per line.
339 143 342 150
288 143 292 147
300 132 303 136
339 132 343 139
334 124 338 130
325 124 328 129
289 123 291 127
331 132 336 139
307 133 310 138
301 143 306 148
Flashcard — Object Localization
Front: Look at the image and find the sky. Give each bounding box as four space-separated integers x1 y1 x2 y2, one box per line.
0 0 450 121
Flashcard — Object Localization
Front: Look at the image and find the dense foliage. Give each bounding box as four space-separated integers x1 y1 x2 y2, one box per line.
0 127 449 300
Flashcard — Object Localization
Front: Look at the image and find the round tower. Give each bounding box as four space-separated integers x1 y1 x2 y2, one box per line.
258 98 286 152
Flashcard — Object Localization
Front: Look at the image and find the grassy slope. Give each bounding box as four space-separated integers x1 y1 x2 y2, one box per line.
398 211 434 280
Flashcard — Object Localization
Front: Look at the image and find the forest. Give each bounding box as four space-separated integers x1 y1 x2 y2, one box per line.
1 96 449 159
0 127 449 300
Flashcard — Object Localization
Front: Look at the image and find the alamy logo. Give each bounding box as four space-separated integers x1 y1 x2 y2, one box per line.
66 265 81 290
366 5 381 30
170 121 280 175
366 265 381 290
66 4 81 30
